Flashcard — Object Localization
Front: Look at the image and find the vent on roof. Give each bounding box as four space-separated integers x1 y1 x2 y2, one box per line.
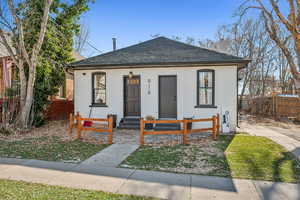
112 38 116 51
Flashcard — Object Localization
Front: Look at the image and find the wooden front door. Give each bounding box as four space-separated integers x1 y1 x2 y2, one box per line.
124 76 141 117
159 75 177 118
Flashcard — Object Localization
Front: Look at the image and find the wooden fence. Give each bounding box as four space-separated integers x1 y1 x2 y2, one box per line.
0 97 19 123
44 99 74 121
69 112 113 144
140 115 220 145
249 96 300 121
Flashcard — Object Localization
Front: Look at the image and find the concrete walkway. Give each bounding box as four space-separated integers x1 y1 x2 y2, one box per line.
239 124 300 160
78 144 139 167
1 157 300 200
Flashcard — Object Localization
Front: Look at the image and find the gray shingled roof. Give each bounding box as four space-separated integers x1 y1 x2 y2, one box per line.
70 37 250 68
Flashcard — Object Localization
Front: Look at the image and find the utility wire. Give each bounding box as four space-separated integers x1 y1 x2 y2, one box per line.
49 17 102 55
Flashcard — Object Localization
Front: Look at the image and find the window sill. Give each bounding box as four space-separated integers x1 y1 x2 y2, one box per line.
89 104 108 107
194 105 217 108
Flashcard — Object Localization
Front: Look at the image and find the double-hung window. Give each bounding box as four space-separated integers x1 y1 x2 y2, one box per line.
92 72 106 105
197 69 215 107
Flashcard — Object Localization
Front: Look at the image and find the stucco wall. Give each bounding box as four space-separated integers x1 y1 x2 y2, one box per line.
74 65 238 131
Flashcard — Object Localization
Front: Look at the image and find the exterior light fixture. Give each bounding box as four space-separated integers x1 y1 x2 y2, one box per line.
128 71 133 79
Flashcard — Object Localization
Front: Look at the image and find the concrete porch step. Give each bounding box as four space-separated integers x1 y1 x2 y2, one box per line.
118 123 140 129
118 117 140 129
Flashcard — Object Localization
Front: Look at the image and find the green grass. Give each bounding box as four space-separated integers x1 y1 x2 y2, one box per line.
122 134 300 183
123 145 189 168
226 135 300 182
0 136 109 162
0 179 157 200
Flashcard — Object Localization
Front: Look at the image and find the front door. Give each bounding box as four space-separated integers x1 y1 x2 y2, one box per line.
124 76 141 117
159 75 177 118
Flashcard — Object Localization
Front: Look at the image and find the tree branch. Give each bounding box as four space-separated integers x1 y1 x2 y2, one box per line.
30 0 53 66
268 0 297 33
6 0 31 66
261 12 299 78
287 0 298 31
295 0 300 26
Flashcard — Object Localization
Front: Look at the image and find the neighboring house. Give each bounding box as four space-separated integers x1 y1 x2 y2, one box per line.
69 37 250 131
0 31 84 100
0 47 84 99
0 33 16 97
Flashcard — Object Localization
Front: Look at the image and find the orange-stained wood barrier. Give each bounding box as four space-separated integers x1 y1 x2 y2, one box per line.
140 114 220 145
186 114 220 141
140 118 187 146
68 112 113 144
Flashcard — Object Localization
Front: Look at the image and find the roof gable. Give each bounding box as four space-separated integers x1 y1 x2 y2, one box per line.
70 37 250 68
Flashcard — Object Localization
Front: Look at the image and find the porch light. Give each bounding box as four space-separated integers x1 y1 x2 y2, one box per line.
128 71 133 79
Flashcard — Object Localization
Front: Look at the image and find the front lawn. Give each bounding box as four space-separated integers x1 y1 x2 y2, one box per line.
0 136 108 162
121 134 300 183
0 179 158 200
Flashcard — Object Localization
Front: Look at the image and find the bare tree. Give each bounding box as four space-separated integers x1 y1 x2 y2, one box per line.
200 19 276 96
240 0 300 94
275 44 294 93
0 0 53 128
74 22 90 54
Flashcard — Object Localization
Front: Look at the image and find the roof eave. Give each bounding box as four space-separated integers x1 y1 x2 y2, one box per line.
69 60 251 70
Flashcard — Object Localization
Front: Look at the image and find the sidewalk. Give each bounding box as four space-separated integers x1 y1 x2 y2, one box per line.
1 156 300 200
79 143 139 167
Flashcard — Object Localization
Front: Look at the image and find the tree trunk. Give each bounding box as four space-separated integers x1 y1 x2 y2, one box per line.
19 61 27 107
19 66 36 128
295 78 300 95
293 38 300 94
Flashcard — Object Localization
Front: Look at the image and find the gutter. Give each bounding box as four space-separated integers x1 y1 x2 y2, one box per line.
68 60 251 71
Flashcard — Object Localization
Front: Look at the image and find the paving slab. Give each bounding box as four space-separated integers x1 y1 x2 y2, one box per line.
2 159 300 199
72 165 135 179
190 175 260 200
254 180 300 200
0 159 24 172
23 159 78 171
79 144 139 167
0 157 31 165
1 165 66 184
117 170 190 200
47 171 128 193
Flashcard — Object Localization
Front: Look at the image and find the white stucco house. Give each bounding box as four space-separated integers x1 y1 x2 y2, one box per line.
69 37 250 132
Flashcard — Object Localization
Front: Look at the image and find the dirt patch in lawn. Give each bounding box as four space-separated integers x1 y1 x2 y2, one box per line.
121 135 232 177
0 120 111 162
0 120 109 145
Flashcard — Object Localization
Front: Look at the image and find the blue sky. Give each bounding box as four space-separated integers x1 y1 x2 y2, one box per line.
81 0 245 56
